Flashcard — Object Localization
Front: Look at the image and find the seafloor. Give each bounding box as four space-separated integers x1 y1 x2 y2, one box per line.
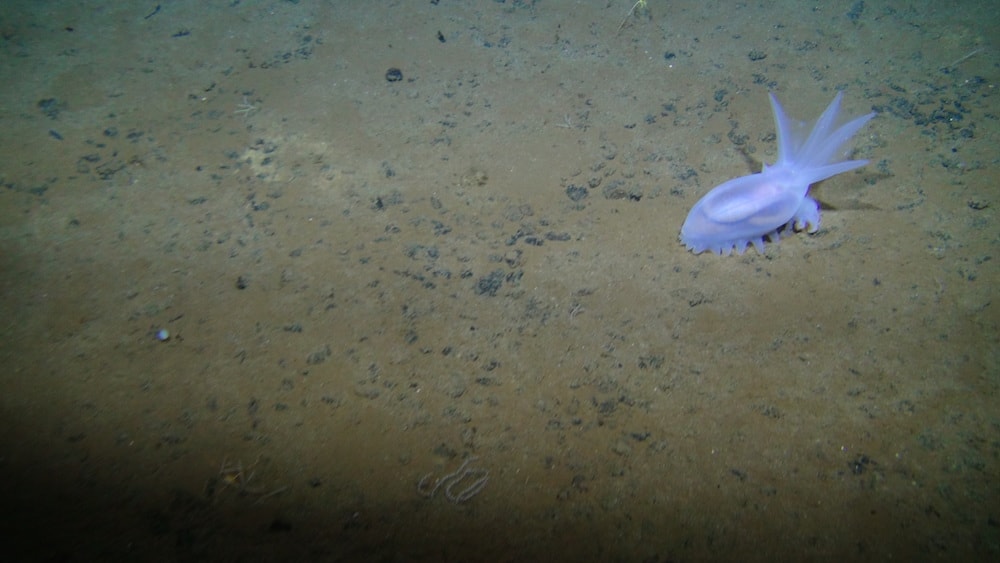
0 1 996 561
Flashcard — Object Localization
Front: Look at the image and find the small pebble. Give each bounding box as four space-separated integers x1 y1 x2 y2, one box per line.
385 67 403 82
